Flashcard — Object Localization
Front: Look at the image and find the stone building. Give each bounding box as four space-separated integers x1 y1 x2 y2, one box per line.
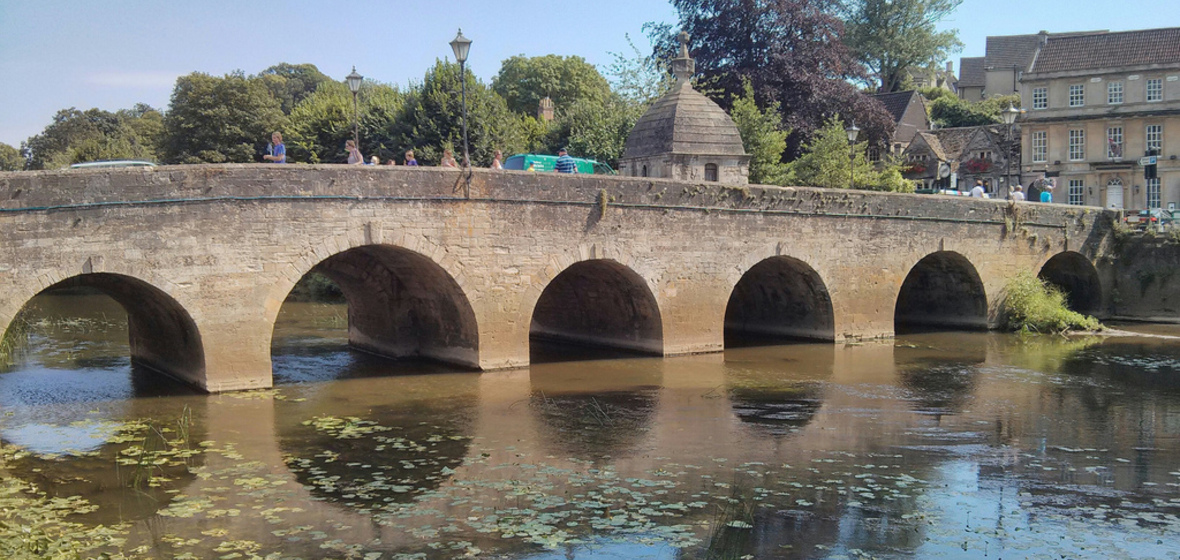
618 32 750 184
903 125 1020 197
1019 27 1180 210
958 31 1106 101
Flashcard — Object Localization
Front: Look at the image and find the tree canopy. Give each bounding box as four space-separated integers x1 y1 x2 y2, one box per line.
257 63 332 114
730 81 790 185
20 105 164 170
492 55 613 117
844 0 963 93
929 93 1021 128
787 116 913 192
0 142 23 171
649 0 895 158
287 80 404 164
163 71 288 164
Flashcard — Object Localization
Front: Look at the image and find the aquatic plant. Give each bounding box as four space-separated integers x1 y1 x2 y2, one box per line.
1002 270 1102 333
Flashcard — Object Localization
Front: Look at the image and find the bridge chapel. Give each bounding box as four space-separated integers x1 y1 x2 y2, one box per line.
618 32 750 184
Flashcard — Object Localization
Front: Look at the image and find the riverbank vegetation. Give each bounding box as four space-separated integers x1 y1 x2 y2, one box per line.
1003 270 1102 333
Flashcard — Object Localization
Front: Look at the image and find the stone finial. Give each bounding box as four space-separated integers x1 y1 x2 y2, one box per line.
672 31 695 82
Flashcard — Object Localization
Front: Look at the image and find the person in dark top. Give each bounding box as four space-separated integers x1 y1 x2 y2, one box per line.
555 147 577 174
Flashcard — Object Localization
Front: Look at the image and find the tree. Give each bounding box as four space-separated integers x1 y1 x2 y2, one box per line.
392 60 525 166
844 0 964 93
543 95 646 168
287 80 404 164
0 142 23 171
649 0 895 158
787 116 914 192
162 71 288 164
492 55 613 116
257 63 332 114
20 106 165 170
929 93 1020 128
731 81 790 185
604 34 674 105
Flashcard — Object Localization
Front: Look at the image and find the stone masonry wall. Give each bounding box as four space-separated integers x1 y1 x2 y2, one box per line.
0 165 1117 391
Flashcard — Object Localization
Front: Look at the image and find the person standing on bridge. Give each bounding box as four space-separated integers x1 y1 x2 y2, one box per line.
440 149 458 168
345 140 364 165
1009 185 1026 201
555 147 578 174
970 179 987 198
1040 179 1054 203
491 150 503 170
404 150 418 166
263 132 286 163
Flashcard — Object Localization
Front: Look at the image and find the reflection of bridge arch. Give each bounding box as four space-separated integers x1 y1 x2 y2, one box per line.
272 244 479 369
1038 251 1102 315
530 259 663 357
725 256 835 344
895 251 988 332
3 273 205 385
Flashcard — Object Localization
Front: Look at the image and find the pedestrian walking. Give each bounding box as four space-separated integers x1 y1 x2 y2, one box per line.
970 179 987 198
491 150 503 170
1009 185 1025 201
440 149 458 168
405 150 418 166
555 147 577 174
263 132 286 163
345 140 363 165
1040 180 1054 203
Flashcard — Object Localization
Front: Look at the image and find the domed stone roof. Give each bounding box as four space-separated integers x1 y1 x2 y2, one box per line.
622 33 746 160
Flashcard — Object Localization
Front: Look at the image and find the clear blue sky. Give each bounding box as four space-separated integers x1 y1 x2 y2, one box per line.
1 0 1177 149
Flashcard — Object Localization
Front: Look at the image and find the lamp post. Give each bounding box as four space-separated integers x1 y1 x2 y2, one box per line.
450 29 472 169
1001 104 1021 197
346 67 363 149
845 122 860 190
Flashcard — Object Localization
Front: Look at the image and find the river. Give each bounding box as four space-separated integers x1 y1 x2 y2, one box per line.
1 294 1179 559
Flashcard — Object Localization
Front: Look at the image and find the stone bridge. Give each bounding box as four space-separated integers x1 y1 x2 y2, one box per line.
0 165 1115 392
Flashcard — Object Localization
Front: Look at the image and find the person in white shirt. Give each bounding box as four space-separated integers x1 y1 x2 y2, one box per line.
1009 185 1026 201
970 180 987 198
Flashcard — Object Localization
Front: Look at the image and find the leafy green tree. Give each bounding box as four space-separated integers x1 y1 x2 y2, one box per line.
605 34 674 105
543 95 645 168
929 93 1020 128
162 71 288 164
287 80 404 163
492 55 613 117
844 0 964 93
393 60 524 166
21 106 165 169
257 63 332 114
1 142 25 171
787 116 913 192
730 81 791 185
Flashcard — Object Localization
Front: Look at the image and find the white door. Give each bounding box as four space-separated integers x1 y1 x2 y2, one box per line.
1106 179 1124 209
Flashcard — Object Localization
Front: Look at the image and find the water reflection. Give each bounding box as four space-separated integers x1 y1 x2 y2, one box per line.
529 347 662 461
1 297 1180 559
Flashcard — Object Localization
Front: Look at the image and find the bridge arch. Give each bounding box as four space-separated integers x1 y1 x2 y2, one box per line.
895 251 988 332
1038 251 1102 315
724 256 835 344
273 243 479 369
529 259 663 357
2 273 205 385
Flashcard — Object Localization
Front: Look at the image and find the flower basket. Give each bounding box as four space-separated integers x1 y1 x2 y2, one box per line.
963 158 992 174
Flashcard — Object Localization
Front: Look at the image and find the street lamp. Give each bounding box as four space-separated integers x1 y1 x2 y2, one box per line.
845 122 860 190
346 66 363 149
1001 104 1021 197
450 29 472 170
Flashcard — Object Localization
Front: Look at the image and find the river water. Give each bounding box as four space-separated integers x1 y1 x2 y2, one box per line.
2 294 1180 559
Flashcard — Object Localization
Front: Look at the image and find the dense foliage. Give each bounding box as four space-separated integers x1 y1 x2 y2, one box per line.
1003 270 1102 333
844 0 963 93
929 93 1021 128
649 0 895 157
786 117 914 192
492 55 613 116
730 81 790 185
20 105 164 170
0 142 24 171
163 72 288 164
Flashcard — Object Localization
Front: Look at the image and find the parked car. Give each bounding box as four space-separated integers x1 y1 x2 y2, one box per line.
68 160 157 169
502 153 615 174
1124 208 1175 230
